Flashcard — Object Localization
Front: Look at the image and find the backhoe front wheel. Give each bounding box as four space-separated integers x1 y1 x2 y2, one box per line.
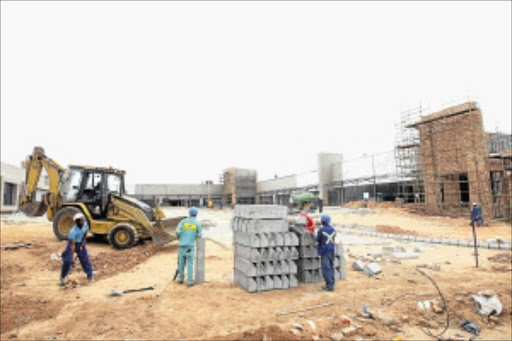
53 207 82 240
108 224 139 249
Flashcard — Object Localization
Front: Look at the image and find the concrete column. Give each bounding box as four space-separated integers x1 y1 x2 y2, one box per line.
195 238 205 284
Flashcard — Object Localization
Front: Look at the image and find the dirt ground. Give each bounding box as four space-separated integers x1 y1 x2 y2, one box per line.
1 207 511 340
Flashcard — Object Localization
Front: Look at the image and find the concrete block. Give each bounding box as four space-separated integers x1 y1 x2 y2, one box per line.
363 262 382 276
336 244 345 255
289 274 298 288
335 268 347 280
290 247 299 259
288 259 297 274
448 239 459 246
416 237 426 242
235 270 258 292
274 275 283 289
235 245 261 262
431 238 441 244
500 243 512 250
383 246 395 255
234 231 262 247
273 260 283 274
489 242 500 250
391 252 419 260
440 238 450 245
235 205 288 219
395 246 407 252
195 238 206 284
352 259 366 271
282 274 290 289
414 246 424 253
282 246 291 259
334 255 346 267
299 232 316 246
235 257 258 276
458 240 470 247
244 219 289 233
299 246 318 258
285 232 299 246
477 241 489 249
265 276 274 290
267 232 284 247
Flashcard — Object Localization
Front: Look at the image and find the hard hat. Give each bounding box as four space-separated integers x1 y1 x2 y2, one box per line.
189 207 198 217
320 214 331 224
300 211 307 216
472 202 477 206
73 213 85 221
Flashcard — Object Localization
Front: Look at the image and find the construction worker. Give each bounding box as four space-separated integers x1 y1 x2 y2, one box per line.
176 207 202 287
60 213 94 286
470 202 484 227
300 211 315 233
316 214 336 291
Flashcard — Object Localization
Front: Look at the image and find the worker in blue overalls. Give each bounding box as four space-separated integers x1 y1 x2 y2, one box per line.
316 214 336 291
176 207 202 287
60 213 94 286
470 202 484 227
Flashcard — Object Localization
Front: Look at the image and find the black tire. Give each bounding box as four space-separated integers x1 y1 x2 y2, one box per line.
108 223 139 249
53 207 82 240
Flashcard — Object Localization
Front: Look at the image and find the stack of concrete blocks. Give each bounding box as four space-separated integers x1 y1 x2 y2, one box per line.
293 216 347 283
232 205 299 293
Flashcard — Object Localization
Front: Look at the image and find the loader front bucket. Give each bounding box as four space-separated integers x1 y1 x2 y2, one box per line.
19 201 48 217
150 216 186 245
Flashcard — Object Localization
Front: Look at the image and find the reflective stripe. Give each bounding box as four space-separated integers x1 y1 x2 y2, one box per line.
184 223 196 230
323 231 336 244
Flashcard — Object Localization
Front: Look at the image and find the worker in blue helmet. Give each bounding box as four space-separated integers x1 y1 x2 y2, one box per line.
315 213 336 291
176 207 202 287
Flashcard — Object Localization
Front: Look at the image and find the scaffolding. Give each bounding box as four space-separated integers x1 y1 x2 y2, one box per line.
395 106 424 204
395 101 512 219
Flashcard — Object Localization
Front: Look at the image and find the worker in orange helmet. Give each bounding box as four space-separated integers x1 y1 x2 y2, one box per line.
300 211 315 233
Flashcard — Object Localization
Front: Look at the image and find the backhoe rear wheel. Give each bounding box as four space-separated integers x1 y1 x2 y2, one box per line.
53 207 82 240
108 223 139 249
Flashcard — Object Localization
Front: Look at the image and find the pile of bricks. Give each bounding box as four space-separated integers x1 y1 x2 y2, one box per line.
294 216 346 283
232 205 299 292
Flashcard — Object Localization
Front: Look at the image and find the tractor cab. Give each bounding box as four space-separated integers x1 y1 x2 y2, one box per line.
61 165 126 219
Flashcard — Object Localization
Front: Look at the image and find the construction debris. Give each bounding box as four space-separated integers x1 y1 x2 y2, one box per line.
2 240 36 250
471 291 502 316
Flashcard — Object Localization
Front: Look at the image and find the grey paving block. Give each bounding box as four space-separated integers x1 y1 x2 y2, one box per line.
235 245 262 262
298 232 316 246
336 244 345 255
458 240 470 247
477 241 489 249
391 252 419 260
235 257 258 276
244 218 289 233
416 237 427 242
299 246 318 258
284 232 300 246
234 231 263 247
265 276 274 291
267 232 284 247
235 205 288 219
274 275 283 289
448 239 459 246
383 246 395 255
289 274 298 288
287 259 297 273
414 246 424 253
431 238 441 244
489 242 500 250
290 246 299 259
273 260 283 274
500 243 512 250
282 274 290 289
395 245 407 252
235 270 258 292
335 269 347 280
352 259 366 271
441 238 451 245
363 262 382 276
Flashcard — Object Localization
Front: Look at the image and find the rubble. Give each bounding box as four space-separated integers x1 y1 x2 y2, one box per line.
472 291 502 316
363 262 382 276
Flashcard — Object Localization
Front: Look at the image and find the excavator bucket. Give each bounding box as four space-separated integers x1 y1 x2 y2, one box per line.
19 201 48 217
150 216 186 245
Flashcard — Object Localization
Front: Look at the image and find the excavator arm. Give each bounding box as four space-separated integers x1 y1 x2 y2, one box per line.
19 147 66 219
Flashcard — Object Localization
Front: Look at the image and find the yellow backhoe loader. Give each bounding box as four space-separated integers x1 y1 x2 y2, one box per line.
19 146 180 249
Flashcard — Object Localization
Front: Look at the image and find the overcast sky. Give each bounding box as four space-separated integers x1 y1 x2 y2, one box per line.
1 1 511 189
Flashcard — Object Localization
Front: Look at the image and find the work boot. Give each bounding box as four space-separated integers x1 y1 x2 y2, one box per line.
87 275 95 282
321 286 334 292
59 276 67 287
187 283 194 288
177 279 184 284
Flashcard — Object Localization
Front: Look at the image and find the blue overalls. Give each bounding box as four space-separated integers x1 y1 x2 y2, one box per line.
316 223 336 290
61 223 93 279
471 206 484 226
176 217 202 285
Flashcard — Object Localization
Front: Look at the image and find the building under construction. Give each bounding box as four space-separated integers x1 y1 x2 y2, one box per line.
396 101 512 220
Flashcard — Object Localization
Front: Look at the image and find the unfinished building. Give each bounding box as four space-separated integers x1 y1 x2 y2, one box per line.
396 102 512 220
221 168 257 205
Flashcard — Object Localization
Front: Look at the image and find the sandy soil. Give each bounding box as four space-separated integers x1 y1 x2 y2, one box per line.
1 207 511 340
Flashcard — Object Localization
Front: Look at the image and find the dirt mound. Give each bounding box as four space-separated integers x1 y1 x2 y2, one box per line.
488 252 512 264
212 324 300 341
0 295 62 334
375 225 419 235
343 201 368 208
